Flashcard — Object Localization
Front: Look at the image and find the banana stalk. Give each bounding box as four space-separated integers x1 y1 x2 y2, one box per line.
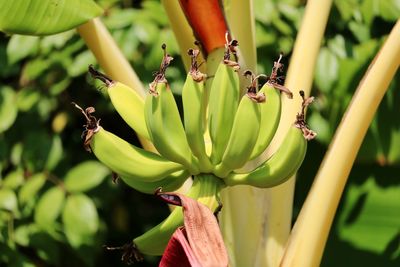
280 19 400 267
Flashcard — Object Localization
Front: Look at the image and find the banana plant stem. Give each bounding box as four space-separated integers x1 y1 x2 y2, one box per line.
280 19 400 267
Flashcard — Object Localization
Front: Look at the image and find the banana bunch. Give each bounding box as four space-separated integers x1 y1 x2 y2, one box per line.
75 39 316 260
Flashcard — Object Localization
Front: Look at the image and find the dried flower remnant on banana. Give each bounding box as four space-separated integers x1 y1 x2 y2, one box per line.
223 32 240 71
149 44 174 96
243 70 267 103
295 90 317 140
188 45 206 82
72 102 100 152
267 53 293 98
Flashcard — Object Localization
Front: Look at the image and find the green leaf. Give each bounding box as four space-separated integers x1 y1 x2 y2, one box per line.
2 168 24 189
334 0 359 21
6 35 39 64
0 188 18 214
64 161 109 193
67 50 96 77
44 135 63 171
22 131 62 172
18 173 47 205
308 112 332 145
379 0 400 21
62 194 99 247
327 35 347 59
14 224 61 265
338 177 400 255
34 187 65 229
0 86 18 133
17 88 41 111
349 21 370 42
21 58 51 81
315 47 339 93
10 142 23 166
360 0 379 25
40 30 75 54
0 0 103 36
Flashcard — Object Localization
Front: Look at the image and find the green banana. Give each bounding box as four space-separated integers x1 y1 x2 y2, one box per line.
88 66 150 140
133 174 224 255
214 91 261 177
249 83 281 160
90 126 184 182
144 44 199 174
182 49 213 173
145 81 199 174
120 169 190 194
224 125 307 188
208 63 240 165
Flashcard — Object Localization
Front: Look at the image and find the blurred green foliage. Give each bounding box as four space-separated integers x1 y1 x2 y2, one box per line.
0 0 399 266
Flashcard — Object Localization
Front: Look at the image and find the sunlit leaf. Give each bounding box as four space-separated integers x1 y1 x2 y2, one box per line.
62 194 99 247
0 0 103 35
0 188 18 214
17 88 41 112
6 35 39 65
327 35 347 59
315 47 339 93
45 135 63 171
349 21 370 42
18 173 47 205
67 50 96 77
379 0 400 21
10 142 23 166
0 86 18 133
308 112 332 145
2 168 24 189
64 161 109 193
34 187 65 229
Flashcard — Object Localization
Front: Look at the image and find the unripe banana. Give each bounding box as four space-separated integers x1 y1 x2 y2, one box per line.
182 49 213 173
90 126 184 182
88 66 150 140
249 83 281 160
120 169 190 194
214 93 261 177
145 81 199 174
133 174 224 255
225 126 307 188
208 63 240 165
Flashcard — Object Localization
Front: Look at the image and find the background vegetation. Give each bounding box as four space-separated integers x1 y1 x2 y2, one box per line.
0 0 399 266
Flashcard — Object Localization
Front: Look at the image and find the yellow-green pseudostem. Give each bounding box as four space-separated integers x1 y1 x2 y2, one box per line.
280 19 400 267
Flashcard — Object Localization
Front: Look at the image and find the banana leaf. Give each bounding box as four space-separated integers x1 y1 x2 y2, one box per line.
0 0 103 35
